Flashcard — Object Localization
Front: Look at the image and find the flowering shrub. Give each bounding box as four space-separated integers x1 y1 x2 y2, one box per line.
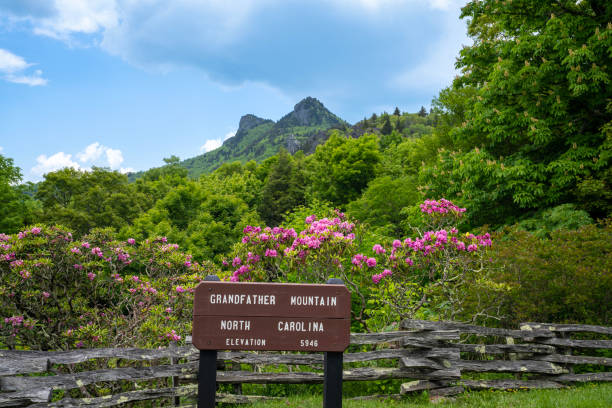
224 199 500 328
224 209 357 283
0 226 218 350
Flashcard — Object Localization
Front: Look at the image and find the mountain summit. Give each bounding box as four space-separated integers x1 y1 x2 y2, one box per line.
277 97 345 128
179 97 348 177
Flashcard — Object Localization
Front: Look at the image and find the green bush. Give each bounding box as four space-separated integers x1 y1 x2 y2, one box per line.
0 225 218 350
466 220 612 326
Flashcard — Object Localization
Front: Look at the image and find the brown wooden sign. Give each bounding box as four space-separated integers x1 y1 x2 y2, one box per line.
192 281 351 352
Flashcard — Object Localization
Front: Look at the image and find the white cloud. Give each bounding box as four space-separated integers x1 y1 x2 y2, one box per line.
32 0 118 40
76 142 124 169
77 142 105 162
105 148 123 169
120 167 134 174
31 152 82 177
200 139 222 153
0 146 3 153
200 130 236 153
0 48 31 72
0 49 48 86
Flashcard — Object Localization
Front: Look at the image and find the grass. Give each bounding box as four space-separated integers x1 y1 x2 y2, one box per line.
237 383 612 408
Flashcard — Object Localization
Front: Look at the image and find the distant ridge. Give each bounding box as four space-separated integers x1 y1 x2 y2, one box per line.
178 97 348 178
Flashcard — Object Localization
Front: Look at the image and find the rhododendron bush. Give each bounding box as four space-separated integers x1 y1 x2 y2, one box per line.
0 226 218 350
224 199 503 329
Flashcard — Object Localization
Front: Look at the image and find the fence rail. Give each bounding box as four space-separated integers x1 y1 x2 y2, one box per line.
1 320 611 406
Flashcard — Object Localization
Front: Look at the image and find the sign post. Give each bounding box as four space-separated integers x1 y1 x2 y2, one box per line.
193 275 351 407
324 278 345 408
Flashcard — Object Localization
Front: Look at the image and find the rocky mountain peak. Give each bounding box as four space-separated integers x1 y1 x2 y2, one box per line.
238 114 269 132
277 97 345 128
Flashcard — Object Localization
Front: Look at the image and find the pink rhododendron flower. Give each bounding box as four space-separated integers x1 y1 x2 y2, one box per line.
127 238 136 245
175 286 186 293
87 272 96 281
165 330 181 341
81 242 90 248
42 291 50 298
467 244 478 252
232 257 242 267
30 227 41 235
373 244 385 254
366 257 377 267
305 215 316 224
264 249 278 257
352 254 364 266
73 264 83 270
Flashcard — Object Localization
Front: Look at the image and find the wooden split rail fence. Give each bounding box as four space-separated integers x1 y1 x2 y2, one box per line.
1 320 611 406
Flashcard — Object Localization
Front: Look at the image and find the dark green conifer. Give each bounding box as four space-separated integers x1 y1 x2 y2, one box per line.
259 149 305 226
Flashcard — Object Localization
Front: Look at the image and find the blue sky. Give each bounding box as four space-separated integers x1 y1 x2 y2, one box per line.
0 0 469 181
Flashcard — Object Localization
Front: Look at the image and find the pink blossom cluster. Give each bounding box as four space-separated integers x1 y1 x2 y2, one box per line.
284 216 354 256
229 213 355 282
352 254 377 268
231 265 251 281
242 226 298 245
4 316 24 327
2 252 16 261
10 259 23 268
0 233 10 242
420 198 466 215
366 228 491 284
164 330 181 341
111 273 124 283
372 269 392 284
128 280 158 295
160 243 180 252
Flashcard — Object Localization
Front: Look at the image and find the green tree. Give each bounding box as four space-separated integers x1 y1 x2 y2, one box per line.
425 0 612 225
393 107 401 116
417 106 428 117
36 168 149 235
395 116 404 133
380 114 393 135
0 155 38 232
259 149 305 226
306 132 381 206
347 175 419 236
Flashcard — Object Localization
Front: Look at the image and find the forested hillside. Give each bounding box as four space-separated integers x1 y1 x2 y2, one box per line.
1 0 610 351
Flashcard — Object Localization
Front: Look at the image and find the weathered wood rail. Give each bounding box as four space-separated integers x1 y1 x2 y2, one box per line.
1 320 610 406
